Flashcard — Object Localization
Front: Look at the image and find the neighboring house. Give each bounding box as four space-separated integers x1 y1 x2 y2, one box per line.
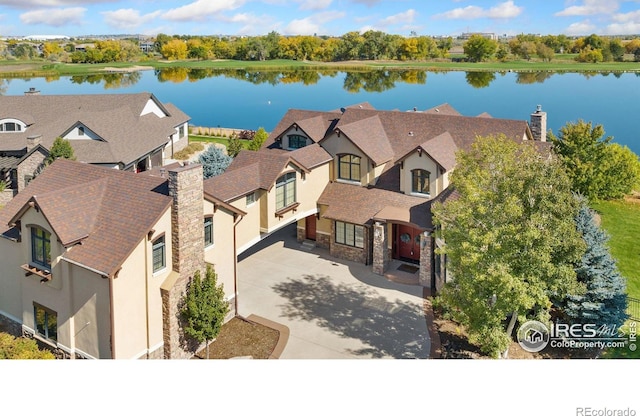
205 102 549 290
0 159 240 359
0 91 190 198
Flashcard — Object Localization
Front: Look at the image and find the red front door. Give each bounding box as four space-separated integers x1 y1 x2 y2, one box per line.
396 224 420 262
306 215 317 241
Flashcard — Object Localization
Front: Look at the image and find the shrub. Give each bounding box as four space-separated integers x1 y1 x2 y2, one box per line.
0 333 55 359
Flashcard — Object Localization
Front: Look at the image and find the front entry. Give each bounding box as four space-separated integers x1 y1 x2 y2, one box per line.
394 224 421 263
305 215 317 241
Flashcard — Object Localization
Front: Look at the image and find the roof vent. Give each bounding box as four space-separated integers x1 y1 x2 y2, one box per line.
536 104 542 113
413 107 417 112
408 131 414 136
340 107 346 114
24 87 40 96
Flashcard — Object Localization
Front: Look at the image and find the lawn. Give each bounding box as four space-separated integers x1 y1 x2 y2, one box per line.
591 197 640 358
189 134 251 149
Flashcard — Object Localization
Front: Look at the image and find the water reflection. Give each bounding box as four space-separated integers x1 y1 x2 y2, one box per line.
2 67 638 94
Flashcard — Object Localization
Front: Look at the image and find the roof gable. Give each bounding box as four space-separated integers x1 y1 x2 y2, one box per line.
330 114 394 166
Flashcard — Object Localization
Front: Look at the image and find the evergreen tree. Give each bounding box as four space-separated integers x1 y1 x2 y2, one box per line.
180 265 229 358
198 145 232 179
46 137 76 164
227 136 243 158
559 201 628 328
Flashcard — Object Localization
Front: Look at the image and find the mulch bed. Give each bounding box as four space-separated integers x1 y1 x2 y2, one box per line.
194 317 280 359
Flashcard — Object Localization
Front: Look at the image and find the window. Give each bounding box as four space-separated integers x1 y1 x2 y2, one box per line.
288 134 307 149
31 227 51 269
204 217 213 247
338 154 361 182
246 192 256 206
275 172 296 210
0 122 21 132
34 303 57 342
152 235 166 272
179 125 185 138
335 221 364 248
411 169 430 195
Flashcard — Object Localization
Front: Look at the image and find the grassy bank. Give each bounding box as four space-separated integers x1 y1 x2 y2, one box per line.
2 57 639 78
189 134 251 149
591 198 640 358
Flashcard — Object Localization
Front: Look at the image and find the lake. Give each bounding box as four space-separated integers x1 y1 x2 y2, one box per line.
1 68 639 155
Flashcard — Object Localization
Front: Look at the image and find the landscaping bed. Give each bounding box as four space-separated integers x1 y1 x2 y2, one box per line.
194 317 280 359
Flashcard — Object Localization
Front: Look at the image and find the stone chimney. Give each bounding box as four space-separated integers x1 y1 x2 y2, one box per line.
26 135 42 151
161 162 205 359
530 104 547 142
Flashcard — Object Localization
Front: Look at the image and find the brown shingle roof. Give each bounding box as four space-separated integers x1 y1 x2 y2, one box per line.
288 143 332 170
334 115 394 166
0 159 171 277
0 92 190 166
317 182 433 229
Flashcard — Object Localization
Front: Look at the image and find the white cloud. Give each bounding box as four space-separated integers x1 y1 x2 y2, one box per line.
605 10 640 34
282 10 344 35
434 1 522 20
101 8 163 30
350 0 381 5
162 0 245 22
555 0 618 17
1 0 115 9
380 9 416 26
563 20 597 35
20 7 86 26
611 9 640 22
298 0 333 11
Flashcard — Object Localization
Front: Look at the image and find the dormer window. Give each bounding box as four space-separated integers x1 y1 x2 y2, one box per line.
411 169 430 195
0 122 22 132
288 134 307 149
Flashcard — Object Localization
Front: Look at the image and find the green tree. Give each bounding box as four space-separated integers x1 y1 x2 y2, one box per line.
198 145 232 179
248 127 268 151
180 265 229 358
46 137 76 164
549 120 640 200
432 135 585 358
463 34 498 62
0 333 55 359
557 200 627 329
227 136 243 158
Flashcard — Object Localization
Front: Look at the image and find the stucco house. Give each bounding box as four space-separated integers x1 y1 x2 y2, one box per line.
209 102 550 290
0 91 190 203
0 159 241 359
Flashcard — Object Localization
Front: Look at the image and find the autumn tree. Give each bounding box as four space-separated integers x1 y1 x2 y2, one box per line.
432 135 585 358
161 39 188 60
180 265 229 358
0 333 55 359
463 34 498 62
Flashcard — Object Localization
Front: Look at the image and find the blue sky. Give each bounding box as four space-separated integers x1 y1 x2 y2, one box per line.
1 0 639 38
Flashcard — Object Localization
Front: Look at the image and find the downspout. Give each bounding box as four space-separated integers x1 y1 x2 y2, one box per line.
233 213 244 317
144 238 150 359
108 274 116 359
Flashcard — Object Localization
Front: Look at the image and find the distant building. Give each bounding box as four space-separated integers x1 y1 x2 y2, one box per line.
460 32 498 41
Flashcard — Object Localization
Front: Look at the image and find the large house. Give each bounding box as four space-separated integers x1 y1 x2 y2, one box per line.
0 91 190 203
0 101 549 359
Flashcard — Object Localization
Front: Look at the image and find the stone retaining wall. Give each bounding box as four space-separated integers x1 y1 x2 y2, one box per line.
190 126 248 138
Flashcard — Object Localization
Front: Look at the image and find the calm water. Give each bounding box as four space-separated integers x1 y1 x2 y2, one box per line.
1 69 639 155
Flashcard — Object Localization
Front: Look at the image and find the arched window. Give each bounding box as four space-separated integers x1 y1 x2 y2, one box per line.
287 134 307 149
411 169 430 195
338 154 361 182
0 122 22 132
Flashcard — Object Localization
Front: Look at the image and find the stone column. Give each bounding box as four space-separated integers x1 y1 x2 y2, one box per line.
419 231 432 287
372 221 389 275
162 162 205 359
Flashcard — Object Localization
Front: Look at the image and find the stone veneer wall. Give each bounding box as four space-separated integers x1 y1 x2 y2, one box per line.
0 189 16 206
296 225 305 243
419 233 432 287
16 149 47 193
316 232 330 249
162 163 205 359
0 314 22 337
329 223 370 264
530 107 547 142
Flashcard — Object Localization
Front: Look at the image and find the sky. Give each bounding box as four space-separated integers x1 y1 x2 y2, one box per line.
0 0 639 38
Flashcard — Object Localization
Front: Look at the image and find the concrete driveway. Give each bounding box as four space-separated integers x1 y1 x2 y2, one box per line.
237 224 430 359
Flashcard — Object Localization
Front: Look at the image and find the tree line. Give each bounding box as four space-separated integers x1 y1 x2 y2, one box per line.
3 31 640 64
